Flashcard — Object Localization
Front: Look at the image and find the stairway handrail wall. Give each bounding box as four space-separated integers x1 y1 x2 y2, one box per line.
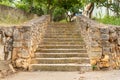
0 15 50 70
76 15 120 69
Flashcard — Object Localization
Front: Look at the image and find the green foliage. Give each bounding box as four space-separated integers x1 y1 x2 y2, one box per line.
53 7 65 21
59 19 67 23
15 3 29 12
0 0 119 22
92 65 97 70
98 16 120 26
0 0 13 6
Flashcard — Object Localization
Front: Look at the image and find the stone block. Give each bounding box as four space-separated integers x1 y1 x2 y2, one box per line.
90 32 100 40
4 27 13 37
118 38 120 45
0 34 2 42
89 51 102 59
19 26 31 32
23 32 31 40
101 34 109 40
100 28 109 34
118 31 120 37
23 41 32 48
0 44 4 60
89 27 99 33
91 41 99 47
91 47 102 52
102 41 110 47
109 26 116 33
21 49 29 58
13 29 22 41
109 32 118 42
116 27 120 31
99 61 110 68
13 41 22 47
102 47 110 55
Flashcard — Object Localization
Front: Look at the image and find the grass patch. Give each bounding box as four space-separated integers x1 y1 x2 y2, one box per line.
59 19 67 23
97 16 120 26
0 16 31 27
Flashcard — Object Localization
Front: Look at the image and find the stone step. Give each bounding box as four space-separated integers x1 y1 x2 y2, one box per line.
32 57 90 64
45 33 80 35
29 64 92 71
41 42 85 45
38 45 86 49
46 29 76 31
43 39 83 43
44 36 82 38
44 34 82 39
35 53 88 58
46 30 77 33
36 49 87 53
43 38 83 41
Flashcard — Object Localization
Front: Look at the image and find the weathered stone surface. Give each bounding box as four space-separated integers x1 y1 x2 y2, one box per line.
102 41 110 47
91 41 99 47
21 49 29 58
12 15 50 70
76 16 120 69
101 34 109 40
13 41 22 47
116 27 120 31
118 31 120 37
91 47 102 52
109 26 116 33
20 26 31 32
23 41 32 48
109 32 118 42
118 38 120 45
0 44 4 60
0 16 49 71
89 51 102 59
4 27 14 37
102 47 110 55
100 28 109 34
23 32 31 40
13 29 22 41
15 58 30 70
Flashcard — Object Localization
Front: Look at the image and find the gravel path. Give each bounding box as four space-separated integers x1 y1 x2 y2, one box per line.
1 70 120 80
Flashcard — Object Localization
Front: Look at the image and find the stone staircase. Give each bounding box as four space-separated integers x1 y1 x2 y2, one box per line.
29 23 91 71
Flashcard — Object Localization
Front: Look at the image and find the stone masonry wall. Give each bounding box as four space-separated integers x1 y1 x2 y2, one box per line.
0 4 34 21
0 15 50 70
76 16 120 69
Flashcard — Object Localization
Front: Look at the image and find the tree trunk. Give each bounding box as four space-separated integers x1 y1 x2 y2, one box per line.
83 2 94 18
89 3 94 18
47 0 51 14
106 0 109 16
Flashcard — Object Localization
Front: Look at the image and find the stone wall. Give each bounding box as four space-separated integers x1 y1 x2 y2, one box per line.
0 4 34 22
76 16 120 69
0 15 50 70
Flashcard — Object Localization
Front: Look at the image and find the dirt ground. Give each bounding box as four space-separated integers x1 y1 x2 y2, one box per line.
1 70 120 80
79 70 120 80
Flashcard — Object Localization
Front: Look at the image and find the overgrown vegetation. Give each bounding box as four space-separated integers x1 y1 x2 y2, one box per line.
0 0 120 25
0 16 30 26
98 16 120 26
